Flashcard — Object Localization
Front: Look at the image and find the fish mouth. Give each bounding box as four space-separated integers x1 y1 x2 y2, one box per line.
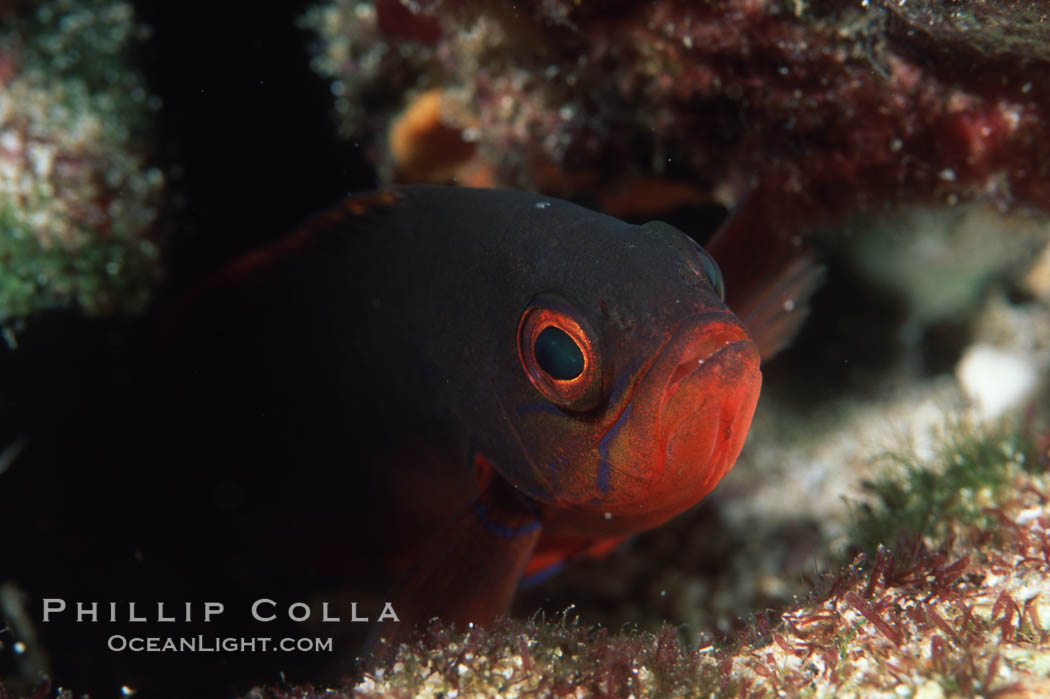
656 328 760 507
541 312 761 537
663 325 753 406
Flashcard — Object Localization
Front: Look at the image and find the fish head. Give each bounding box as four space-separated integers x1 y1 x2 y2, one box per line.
501 219 761 538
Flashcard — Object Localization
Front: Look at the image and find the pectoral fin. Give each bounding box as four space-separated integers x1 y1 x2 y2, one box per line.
370 476 541 650
520 533 631 587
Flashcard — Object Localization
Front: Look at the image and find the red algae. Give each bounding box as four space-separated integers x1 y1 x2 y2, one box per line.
305 0 1050 234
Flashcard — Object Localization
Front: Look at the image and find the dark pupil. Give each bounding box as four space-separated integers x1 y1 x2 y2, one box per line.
534 326 584 380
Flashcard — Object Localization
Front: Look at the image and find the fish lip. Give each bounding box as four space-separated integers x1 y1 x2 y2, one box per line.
659 340 752 463
608 311 747 411
593 312 745 455
663 328 754 399
589 314 755 503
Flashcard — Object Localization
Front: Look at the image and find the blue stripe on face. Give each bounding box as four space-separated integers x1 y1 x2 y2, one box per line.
596 404 632 495
605 364 636 408
514 350 648 500
471 502 542 538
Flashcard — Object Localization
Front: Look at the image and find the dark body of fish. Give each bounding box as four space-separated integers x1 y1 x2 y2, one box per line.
171 185 771 641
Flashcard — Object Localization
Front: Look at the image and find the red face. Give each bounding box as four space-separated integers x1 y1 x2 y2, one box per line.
505 228 762 539
515 306 760 538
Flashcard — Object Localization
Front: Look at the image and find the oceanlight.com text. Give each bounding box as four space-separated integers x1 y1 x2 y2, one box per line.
107 635 334 653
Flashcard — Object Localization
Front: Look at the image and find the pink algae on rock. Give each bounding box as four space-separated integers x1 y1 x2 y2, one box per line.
247 445 1050 698
304 0 1050 230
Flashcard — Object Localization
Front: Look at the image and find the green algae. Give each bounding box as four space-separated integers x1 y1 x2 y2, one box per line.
849 417 1039 555
0 0 164 327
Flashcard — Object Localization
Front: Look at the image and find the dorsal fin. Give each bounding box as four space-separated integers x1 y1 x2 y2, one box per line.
157 189 401 342
204 189 402 290
706 202 825 362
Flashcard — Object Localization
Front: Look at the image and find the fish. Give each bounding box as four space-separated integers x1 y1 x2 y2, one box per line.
168 185 820 646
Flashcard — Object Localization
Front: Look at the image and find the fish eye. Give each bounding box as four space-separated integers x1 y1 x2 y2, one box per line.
517 293 603 411
696 246 726 301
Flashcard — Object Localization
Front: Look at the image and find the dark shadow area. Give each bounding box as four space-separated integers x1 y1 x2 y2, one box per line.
134 0 375 287
1 3 376 697
920 317 973 376
760 244 911 411
621 203 730 246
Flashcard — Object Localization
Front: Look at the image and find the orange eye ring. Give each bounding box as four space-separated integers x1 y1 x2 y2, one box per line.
517 294 604 411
